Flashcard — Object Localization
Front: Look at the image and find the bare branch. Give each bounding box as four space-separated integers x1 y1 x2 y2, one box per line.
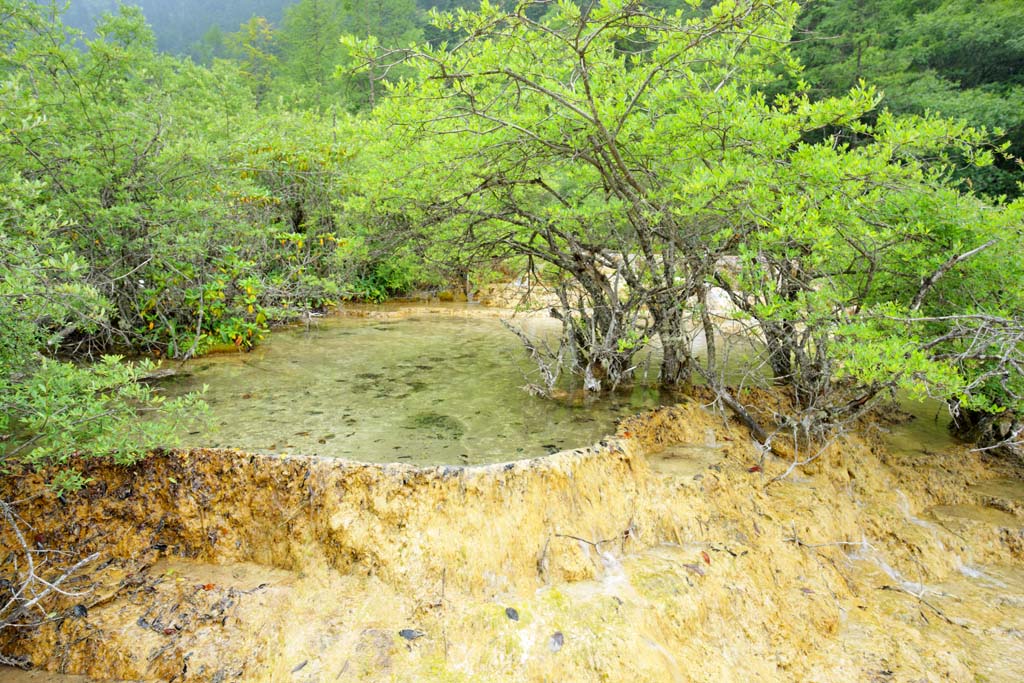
910 239 998 312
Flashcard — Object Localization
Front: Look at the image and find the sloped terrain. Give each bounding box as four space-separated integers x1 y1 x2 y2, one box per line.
1 403 1022 681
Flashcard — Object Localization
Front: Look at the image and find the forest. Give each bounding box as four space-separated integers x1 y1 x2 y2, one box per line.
1 1 1024 673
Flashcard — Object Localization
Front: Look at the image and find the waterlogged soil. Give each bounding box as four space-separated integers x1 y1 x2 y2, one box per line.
161 307 669 464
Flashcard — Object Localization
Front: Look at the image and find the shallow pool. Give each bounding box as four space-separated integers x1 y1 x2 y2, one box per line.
162 308 671 464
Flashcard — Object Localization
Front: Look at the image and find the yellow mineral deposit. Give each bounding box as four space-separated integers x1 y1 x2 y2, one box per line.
1 403 1022 682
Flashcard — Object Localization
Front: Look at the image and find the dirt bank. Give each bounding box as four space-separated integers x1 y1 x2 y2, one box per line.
1 403 1022 681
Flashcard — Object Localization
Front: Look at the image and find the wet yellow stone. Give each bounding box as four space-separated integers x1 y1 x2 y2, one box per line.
1 403 1022 681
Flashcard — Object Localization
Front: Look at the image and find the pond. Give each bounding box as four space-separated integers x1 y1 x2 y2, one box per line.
162 307 672 465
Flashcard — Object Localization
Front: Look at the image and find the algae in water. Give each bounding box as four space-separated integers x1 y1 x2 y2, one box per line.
404 411 466 440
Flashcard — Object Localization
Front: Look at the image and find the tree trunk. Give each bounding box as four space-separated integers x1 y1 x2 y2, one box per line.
762 322 794 382
647 292 693 388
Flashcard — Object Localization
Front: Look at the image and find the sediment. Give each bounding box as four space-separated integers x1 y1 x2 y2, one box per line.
1 403 1022 682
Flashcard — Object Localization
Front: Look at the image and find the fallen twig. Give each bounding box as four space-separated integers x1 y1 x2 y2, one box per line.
554 533 615 549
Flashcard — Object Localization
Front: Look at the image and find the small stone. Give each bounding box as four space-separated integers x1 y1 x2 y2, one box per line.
70 604 88 619
398 628 425 641
505 607 519 621
549 631 564 653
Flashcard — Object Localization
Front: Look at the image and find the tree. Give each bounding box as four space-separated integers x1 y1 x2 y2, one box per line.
0 3 202 479
791 0 1024 198
57 0 293 55
227 16 279 103
362 0 815 390
0 177 200 487
338 0 423 107
4 1 405 360
5 4 255 354
277 0 345 109
359 0 1021 449
189 24 228 65
0 3 204 639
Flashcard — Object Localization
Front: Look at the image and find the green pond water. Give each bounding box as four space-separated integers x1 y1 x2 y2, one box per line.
162 309 672 464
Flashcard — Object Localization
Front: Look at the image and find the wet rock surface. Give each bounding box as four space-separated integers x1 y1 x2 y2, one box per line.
1 403 1022 682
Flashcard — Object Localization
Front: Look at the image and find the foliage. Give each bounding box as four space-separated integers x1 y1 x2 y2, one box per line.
3 0 1022 463
791 0 1024 198
276 0 346 109
1 2 406 359
227 16 280 103
356 0 1022 443
0 174 203 492
59 0 293 55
